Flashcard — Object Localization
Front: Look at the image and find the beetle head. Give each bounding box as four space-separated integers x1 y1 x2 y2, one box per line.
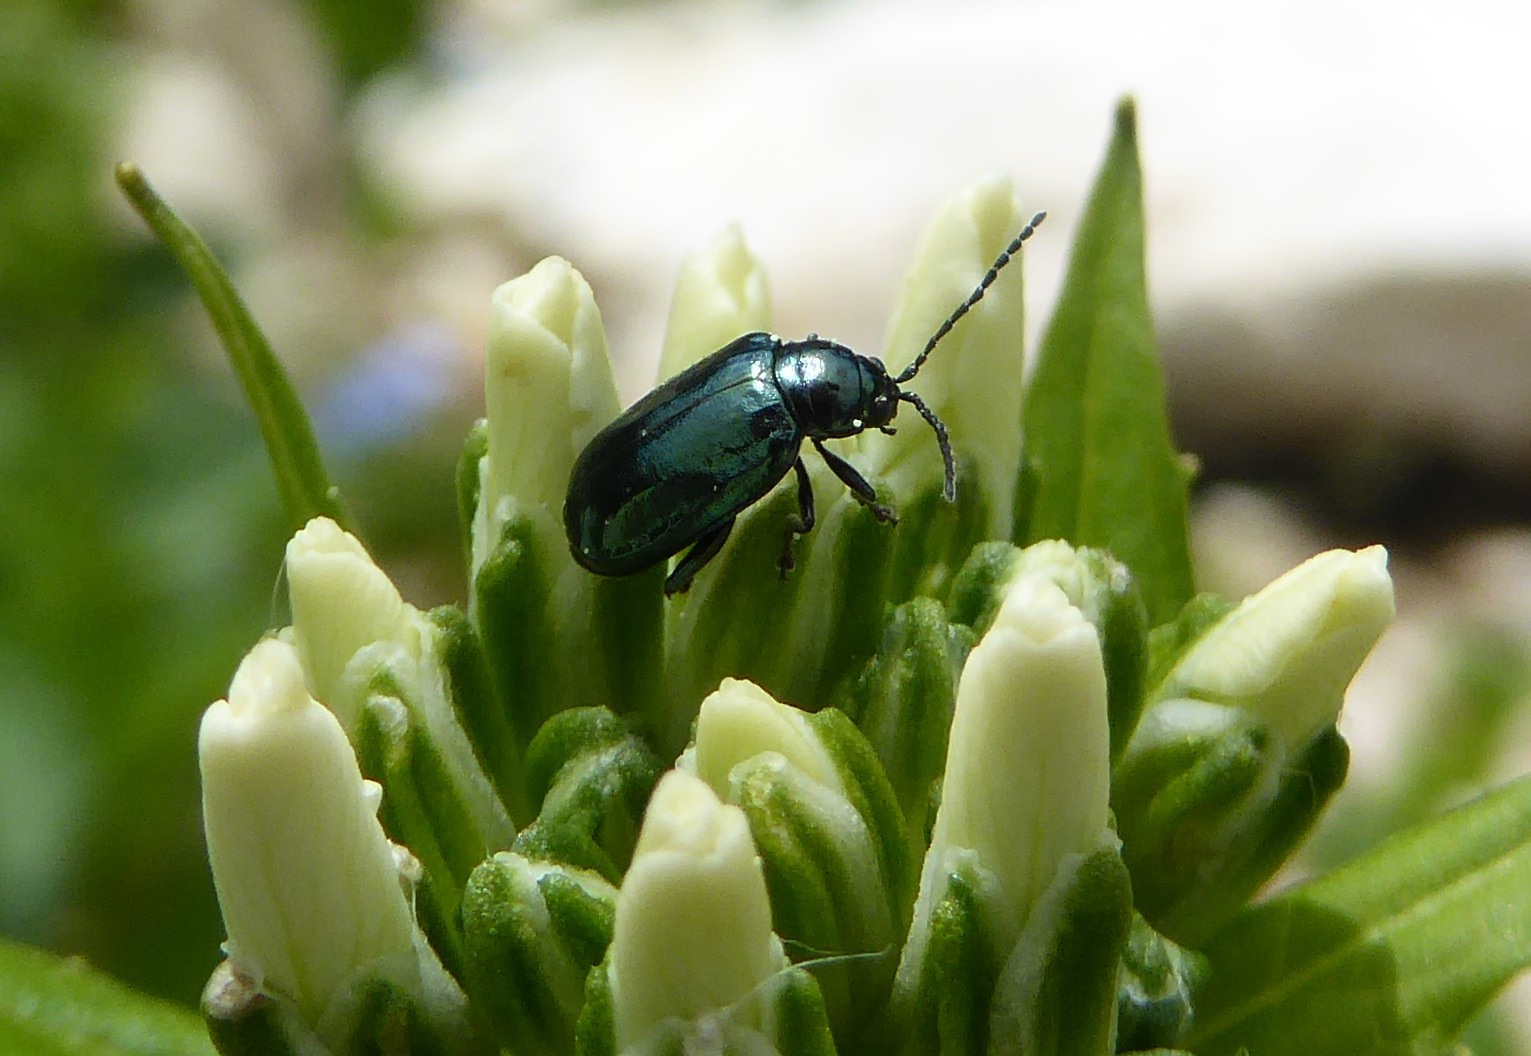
863 359 901 431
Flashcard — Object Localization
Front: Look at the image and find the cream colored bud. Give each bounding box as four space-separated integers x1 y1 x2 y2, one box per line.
658 223 772 381
865 176 1032 527
689 677 840 797
609 770 784 1051
199 638 416 1026
286 517 416 720
483 256 621 520
1158 545 1395 749
901 573 1111 989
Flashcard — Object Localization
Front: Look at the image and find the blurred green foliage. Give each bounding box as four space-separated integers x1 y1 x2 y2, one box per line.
0 0 446 1007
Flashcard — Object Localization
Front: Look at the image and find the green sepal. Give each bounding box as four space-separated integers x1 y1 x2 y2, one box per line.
883 460 993 606
353 693 485 982
837 597 975 838
573 956 835 1056
730 748 894 1039
473 512 557 752
989 844 1134 1056
460 852 617 1056
474 511 665 750
809 706 920 933
573 961 616 1056
1112 701 1271 932
1115 701 1351 944
898 865 997 1056
203 961 488 1056
770 967 840 1056
456 419 488 570
524 707 664 876
512 820 621 884
429 604 528 825
945 541 1022 629
202 962 300 1056
1115 915 1207 1054
340 977 485 1056
1015 98 1193 627
1153 726 1350 945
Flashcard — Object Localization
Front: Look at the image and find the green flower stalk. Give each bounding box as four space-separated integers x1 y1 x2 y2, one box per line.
198 638 479 1054
460 850 618 1056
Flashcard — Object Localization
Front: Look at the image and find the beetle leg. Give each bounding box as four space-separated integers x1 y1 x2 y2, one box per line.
664 517 736 596
812 439 898 524
779 457 816 579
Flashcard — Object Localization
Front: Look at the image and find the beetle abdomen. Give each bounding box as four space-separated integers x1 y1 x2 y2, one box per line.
564 335 802 575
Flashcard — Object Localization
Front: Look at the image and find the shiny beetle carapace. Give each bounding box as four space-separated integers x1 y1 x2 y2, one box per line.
564 210 1046 595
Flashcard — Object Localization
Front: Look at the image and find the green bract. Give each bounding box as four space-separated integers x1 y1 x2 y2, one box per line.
54 97 1524 1056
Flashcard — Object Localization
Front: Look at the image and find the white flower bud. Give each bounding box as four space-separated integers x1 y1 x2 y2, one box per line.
286 517 416 720
658 223 772 382
199 638 416 1026
901 574 1111 986
1157 545 1395 749
609 770 785 1051
688 677 840 796
479 256 620 568
865 176 1032 527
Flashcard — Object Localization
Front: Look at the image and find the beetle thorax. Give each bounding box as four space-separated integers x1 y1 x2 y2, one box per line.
773 338 900 440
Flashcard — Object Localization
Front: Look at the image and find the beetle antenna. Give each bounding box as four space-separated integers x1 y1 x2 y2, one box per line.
895 210 1046 385
900 391 956 501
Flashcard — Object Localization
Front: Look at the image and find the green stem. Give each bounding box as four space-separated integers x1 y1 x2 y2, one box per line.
115 162 352 535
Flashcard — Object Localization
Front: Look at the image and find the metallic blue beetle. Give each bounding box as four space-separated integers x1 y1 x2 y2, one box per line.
564 211 1045 595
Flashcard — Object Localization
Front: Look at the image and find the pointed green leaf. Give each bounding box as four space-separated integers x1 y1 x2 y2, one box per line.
0 937 213 1056
1188 773 1531 1056
114 163 350 535
1016 99 1192 625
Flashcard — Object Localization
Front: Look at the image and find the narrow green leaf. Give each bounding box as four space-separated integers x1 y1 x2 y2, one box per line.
1017 99 1193 625
114 163 351 535
0 937 213 1056
1188 773 1531 1056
